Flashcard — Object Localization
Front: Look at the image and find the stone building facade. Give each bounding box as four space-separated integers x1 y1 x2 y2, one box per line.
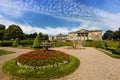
67 29 102 41
49 29 102 41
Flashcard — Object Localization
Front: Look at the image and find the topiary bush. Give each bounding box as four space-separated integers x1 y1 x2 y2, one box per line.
12 38 20 47
32 35 41 48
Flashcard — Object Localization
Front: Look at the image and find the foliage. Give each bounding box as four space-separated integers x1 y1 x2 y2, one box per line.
17 50 70 67
103 29 120 40
112 41 120 55
104 41 108 49
2 56 80 79
0 49 14 56
0 41 13 46
117 41 120 50
39 32 49 41
52 40 73 47
32 35 41 48
20 39 34 45
96 41 103 48
103 30 114 40
97 48 120 58
5 24 23 40
0 24 5 40
12 38 20 47
85 41 102 47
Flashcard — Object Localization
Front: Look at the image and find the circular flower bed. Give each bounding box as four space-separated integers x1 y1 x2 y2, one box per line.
17 50 71 68
3 50 80 79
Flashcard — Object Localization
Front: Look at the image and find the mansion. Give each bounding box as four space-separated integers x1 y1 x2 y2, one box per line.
49 29 102 41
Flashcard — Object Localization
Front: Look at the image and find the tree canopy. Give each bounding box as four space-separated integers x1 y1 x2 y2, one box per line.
103 29 120 40
5 24 23 40
0 24 5 40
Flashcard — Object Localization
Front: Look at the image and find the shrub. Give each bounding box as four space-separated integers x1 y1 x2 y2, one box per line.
112 42 120 55
112 50 120 55
104 41 108 49
0 42 13 46
32 35 41 48
12 38 20 47
96 41 103 48
20 40 33 45
117 41 120 50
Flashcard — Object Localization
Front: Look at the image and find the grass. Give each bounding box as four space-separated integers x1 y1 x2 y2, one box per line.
52 41 73 47
2 56 80 80
0 49 14 56
97 48 120 59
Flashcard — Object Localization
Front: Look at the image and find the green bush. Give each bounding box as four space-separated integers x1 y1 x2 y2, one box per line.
117 41 120 50
85 41 103 47
52 41 73 47
12 38 20 47
96 41 103 48
112 42 120 55
112 50 120 55
104 41 108 49
32 35 41 48
20 40 33 45
0 42 13 46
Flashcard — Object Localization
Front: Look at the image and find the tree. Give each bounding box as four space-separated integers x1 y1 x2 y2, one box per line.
29 32 37 38
12 38 20 47
0 24 5 40
113 30 120 40
102 30 114 40
5 24 23 40
43 34 49 41
32 35 41 48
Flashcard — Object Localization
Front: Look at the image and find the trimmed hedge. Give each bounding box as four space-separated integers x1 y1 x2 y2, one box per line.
0 42 13 46
20 40 33 45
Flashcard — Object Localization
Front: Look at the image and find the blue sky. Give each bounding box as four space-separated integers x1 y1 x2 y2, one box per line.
0 0 120 35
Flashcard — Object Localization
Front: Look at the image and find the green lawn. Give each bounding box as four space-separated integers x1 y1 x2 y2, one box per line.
0 49 14 56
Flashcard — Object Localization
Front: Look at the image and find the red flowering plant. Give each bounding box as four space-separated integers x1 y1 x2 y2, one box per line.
17 50 70 67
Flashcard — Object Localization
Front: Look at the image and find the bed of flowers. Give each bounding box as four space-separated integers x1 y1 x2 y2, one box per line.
3 49 80 79
17 50 71 69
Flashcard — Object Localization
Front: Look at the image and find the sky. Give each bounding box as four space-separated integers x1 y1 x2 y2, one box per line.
0 0 120 35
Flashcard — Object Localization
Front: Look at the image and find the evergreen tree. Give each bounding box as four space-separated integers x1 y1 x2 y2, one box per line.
32 35 41 48
12 38 20 47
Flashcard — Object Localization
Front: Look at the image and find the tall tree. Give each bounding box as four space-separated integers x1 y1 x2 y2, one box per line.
102 30 114 40
0 24 5 40
113 30 120 40
5 24 23 40
29 32 37 38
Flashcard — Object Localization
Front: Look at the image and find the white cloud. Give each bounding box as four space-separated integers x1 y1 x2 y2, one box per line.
97 11 120 30
0 16 70 35
0 0 120 34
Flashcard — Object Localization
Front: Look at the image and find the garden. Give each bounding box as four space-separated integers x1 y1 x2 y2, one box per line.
2 49 80 79
85 40 120 58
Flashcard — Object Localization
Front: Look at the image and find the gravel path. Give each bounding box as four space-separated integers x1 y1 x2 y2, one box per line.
0 47 120 80
0 47 33 80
